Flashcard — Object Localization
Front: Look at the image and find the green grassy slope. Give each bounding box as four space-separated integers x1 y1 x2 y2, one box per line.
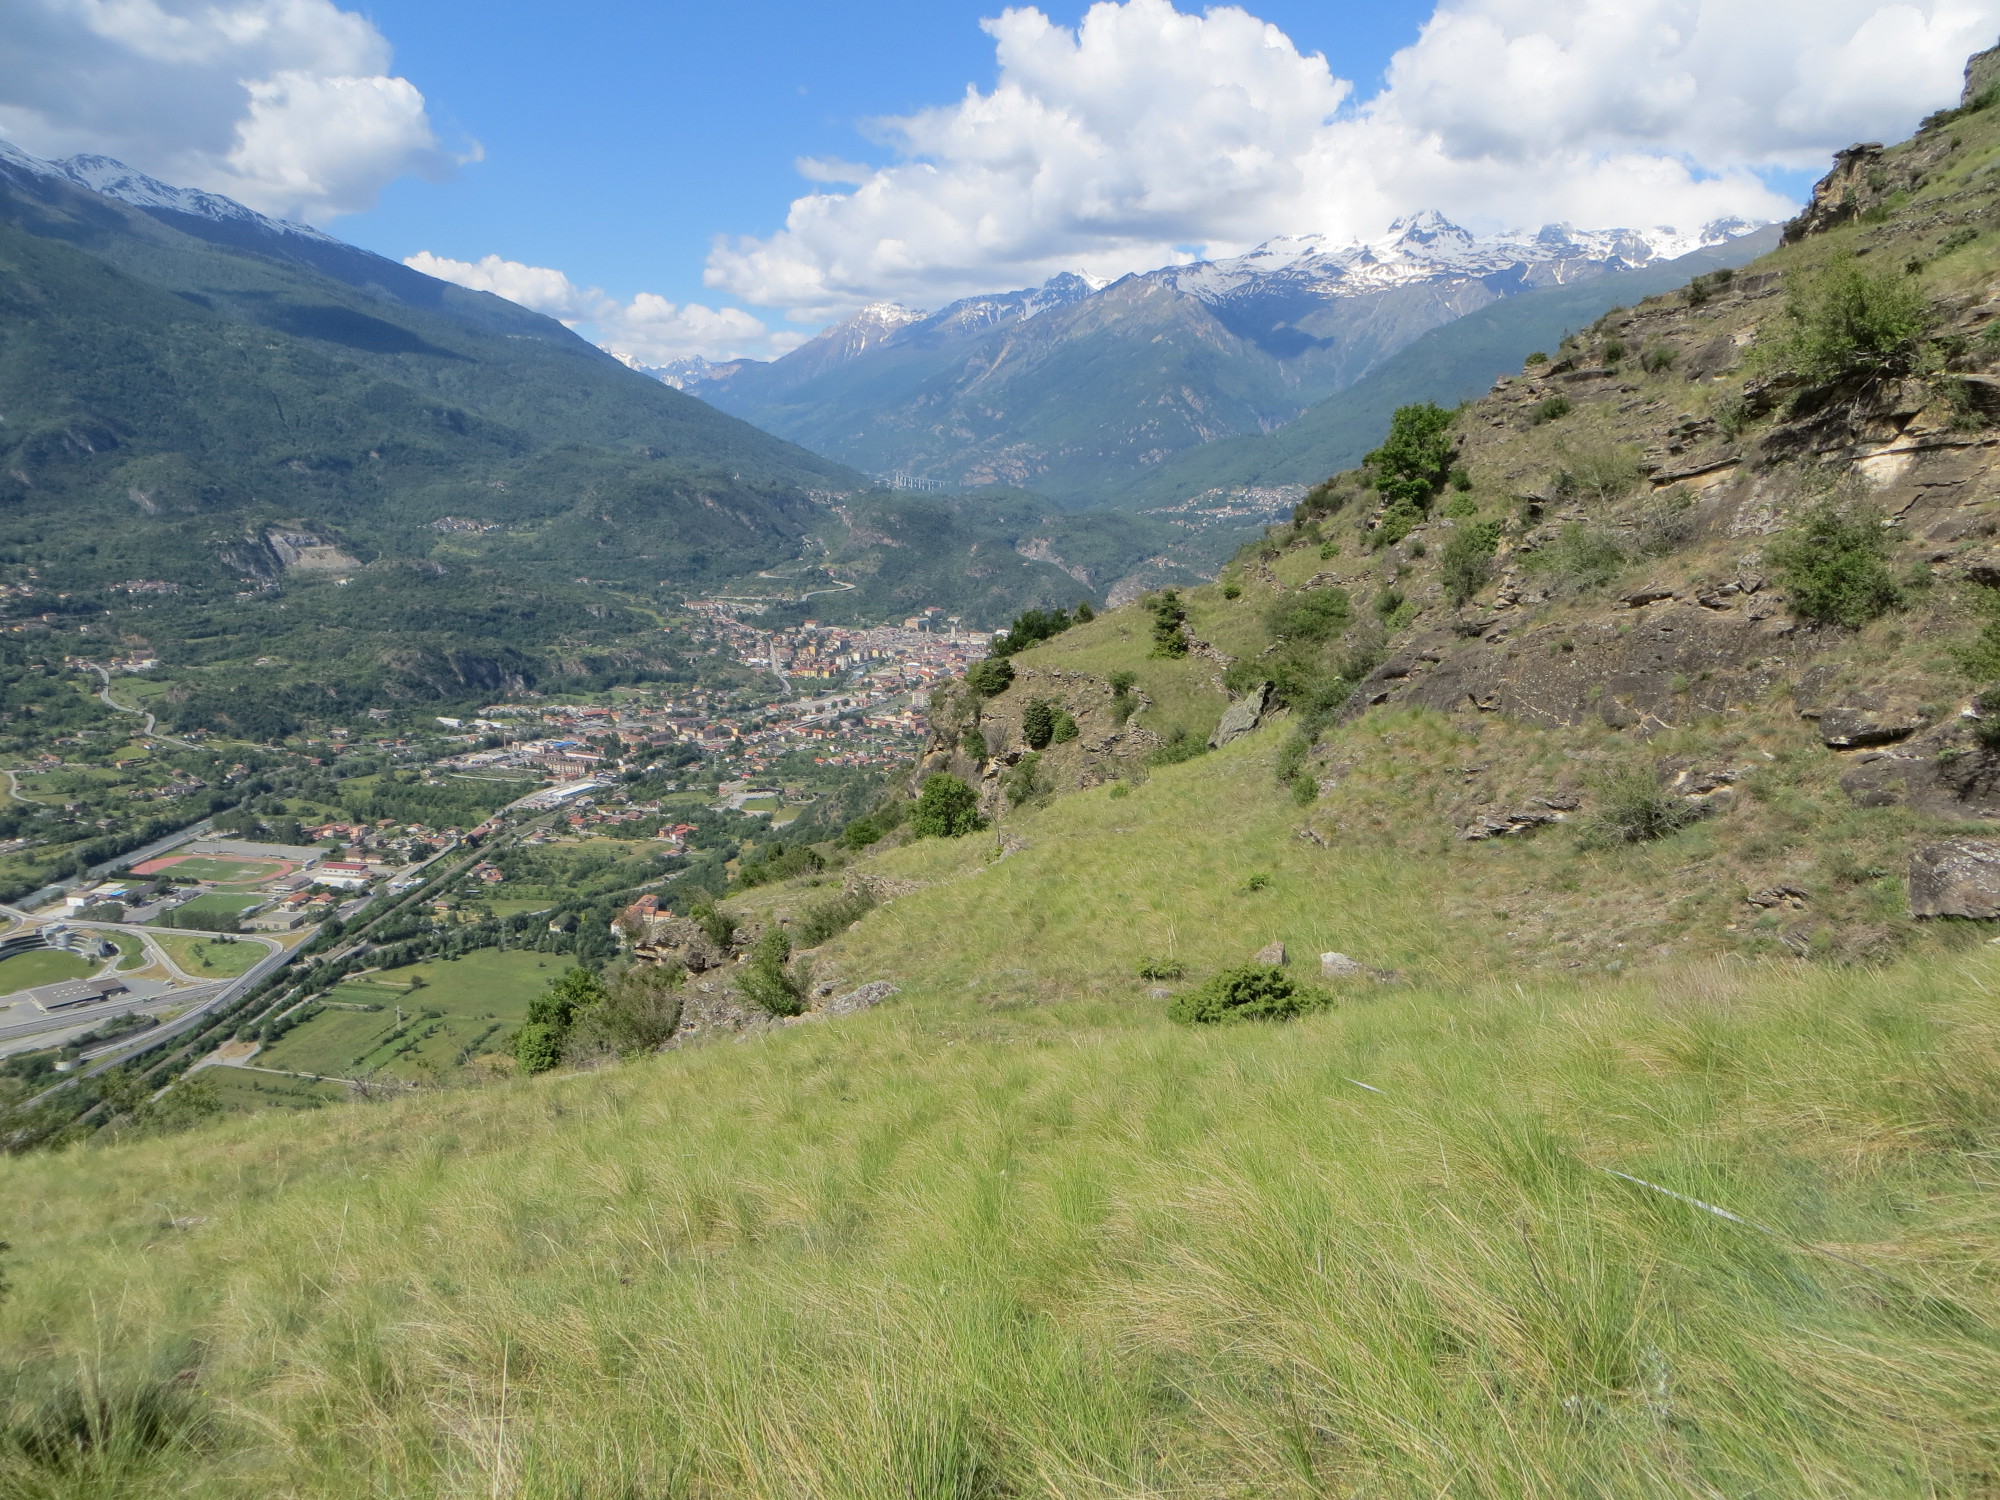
4 786 1998 1494
16 57 2000 1500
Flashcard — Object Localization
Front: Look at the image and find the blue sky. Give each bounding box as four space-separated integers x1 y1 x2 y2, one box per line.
6 0 1995 361
340 0 1438 313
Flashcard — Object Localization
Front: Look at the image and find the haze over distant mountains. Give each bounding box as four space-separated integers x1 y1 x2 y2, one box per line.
651 213 1770 503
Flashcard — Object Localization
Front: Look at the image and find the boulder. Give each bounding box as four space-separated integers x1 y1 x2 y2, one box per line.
1909 840 2000 918
1251 940 1286 966
1209 682 1272 749
822 980 898 1017
1320 952 1369 979
1809 698 1929 748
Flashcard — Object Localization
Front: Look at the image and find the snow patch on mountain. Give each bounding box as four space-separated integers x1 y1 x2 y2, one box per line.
0 140 336 243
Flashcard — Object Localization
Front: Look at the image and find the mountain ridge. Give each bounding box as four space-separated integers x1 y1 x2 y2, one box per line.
671 212 1767 499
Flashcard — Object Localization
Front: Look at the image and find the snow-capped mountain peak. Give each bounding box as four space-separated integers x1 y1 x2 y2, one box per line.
1386 209 1476 251
1159 212 1763 306
0 139 334 243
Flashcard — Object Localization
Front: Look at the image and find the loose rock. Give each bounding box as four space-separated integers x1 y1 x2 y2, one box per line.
1252 940 1287 966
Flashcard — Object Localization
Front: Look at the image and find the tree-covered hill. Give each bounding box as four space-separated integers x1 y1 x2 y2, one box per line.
0 155 862 722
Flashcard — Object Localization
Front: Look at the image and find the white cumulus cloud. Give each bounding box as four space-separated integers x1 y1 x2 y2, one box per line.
0 0 466 223
405 251 792 365
706 0 2000 317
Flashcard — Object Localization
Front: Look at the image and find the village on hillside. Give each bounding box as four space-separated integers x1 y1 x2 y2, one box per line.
435 604 993 779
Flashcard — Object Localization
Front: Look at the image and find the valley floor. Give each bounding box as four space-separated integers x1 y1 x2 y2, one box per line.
3 732 1999 1496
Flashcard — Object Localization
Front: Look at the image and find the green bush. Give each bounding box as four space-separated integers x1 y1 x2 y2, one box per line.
911 774 982 838
1767 498 1902 628
1136 958 1184 980
735 840 824 889
965 658 1015 696
1263 586 1352 644
513 967 606 1074
1003 752 1045 807
1366 403 1455 513
959 723 989 762
1759 257 1935 385
989 607 1075 659
1108 670 1139 726
792 888 877 947
1581 766 1701 847
565 966 683 1059
1440 518 1502 606
1531 396 1572 425
1146 727 1207 767
690 903 737 949
1051 707 1078 743
1021 699 1055 750
841 814 886 850
1525 523 1626 596
736 928 807 1018
1167 964 1331 1025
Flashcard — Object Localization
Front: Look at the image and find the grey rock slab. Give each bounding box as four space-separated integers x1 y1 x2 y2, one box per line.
1209 682 1272 749
822 980 898 1016
1910 839 2000 918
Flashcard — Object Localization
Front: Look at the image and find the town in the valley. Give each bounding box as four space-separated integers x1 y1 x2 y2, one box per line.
0 597 995 1080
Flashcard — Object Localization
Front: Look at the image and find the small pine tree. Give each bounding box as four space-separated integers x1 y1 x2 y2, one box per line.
737 928 807 1017
1167 965 1330 1025
965 658 1014 695
1148 591 1189 657
1021 698 1055 749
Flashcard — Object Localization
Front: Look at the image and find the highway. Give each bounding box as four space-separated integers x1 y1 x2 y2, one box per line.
28 938 295 1097
13 799 559 1109
0 983 221 1046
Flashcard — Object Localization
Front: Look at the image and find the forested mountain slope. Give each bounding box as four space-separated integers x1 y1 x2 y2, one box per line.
0 148 859 726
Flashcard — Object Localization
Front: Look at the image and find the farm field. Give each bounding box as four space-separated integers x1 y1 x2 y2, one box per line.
196 1067 347 1112
0 949 93 993
155 932 265 979
483 899 553 918
257 949 556 1082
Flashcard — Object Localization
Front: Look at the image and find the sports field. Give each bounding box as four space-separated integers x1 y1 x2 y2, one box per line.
130 853 294 887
